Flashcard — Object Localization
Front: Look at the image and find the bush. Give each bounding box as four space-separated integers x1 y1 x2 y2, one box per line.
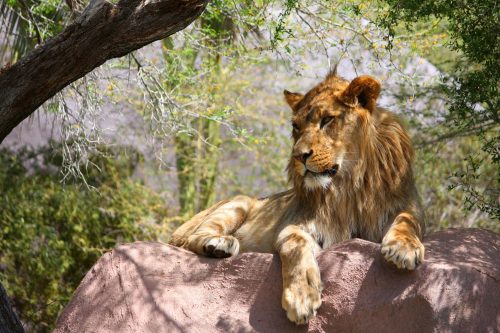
0 145 169 332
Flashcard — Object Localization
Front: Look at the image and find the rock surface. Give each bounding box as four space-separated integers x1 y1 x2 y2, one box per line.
54 229 499 333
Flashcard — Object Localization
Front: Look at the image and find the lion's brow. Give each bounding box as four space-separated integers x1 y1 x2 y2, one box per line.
306 106 319 122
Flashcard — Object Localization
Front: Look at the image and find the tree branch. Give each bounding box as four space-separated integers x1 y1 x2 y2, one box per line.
18 0 43 44
415 121 498 149
0 283 24 333
0 0 209 143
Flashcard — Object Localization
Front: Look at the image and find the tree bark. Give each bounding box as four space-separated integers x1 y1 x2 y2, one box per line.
0 283 24 333
0 0 209 143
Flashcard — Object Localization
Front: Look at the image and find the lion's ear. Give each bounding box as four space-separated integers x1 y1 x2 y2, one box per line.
284 90 304 111
340 76 381 112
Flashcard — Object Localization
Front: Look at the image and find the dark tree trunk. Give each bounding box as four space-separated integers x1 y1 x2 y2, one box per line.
0 283 24 333
0 0 209 143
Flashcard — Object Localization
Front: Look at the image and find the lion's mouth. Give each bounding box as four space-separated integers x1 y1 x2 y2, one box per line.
305 164 339 177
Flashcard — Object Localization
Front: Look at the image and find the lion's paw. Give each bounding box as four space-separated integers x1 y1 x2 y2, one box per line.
381 232 424 270
202 235 240 258
282 269 322 325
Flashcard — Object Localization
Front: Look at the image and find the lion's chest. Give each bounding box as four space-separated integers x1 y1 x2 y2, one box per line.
305 201 391 247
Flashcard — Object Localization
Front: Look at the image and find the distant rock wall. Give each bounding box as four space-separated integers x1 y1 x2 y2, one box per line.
55 229 499 333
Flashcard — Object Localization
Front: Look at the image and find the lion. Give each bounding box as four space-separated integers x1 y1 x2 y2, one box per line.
169 71 425 325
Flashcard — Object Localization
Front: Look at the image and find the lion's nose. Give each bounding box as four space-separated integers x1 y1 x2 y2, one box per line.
293 149 313 164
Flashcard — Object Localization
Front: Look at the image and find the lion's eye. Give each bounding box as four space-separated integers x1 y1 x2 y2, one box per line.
320 116 335 129
292 122 299 131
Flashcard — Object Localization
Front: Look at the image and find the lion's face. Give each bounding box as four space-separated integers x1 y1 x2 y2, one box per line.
285 74 381 191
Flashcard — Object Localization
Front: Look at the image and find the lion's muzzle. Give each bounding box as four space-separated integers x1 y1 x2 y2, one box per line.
305 164 339 177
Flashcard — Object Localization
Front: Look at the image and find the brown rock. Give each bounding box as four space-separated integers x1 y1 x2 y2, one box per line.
54 229 499 333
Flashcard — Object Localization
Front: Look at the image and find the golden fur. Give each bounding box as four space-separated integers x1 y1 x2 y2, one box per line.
170 72 425 324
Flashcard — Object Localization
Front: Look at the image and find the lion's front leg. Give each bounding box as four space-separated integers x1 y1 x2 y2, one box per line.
381 211 425 270
276 225 323 325
170 195 255 258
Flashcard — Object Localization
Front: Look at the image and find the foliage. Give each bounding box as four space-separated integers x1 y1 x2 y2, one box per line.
0 0 70 64
0 145 169 332
134 0 267 216
379 0 499 220
415 136 498 232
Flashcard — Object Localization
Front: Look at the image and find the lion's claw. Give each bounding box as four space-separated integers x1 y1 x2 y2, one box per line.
282 284 321 325
381 234 424 270
282 266 322 325
202 235 239 258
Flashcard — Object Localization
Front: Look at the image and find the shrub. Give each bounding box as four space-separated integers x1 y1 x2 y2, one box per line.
0 145 169 332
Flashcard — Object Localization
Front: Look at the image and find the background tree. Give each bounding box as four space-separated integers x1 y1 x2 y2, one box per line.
0 0 209 141
163 1 263 216
379 0 499 220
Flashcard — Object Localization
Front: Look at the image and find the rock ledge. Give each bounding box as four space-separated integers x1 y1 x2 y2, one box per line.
55 229 499 333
